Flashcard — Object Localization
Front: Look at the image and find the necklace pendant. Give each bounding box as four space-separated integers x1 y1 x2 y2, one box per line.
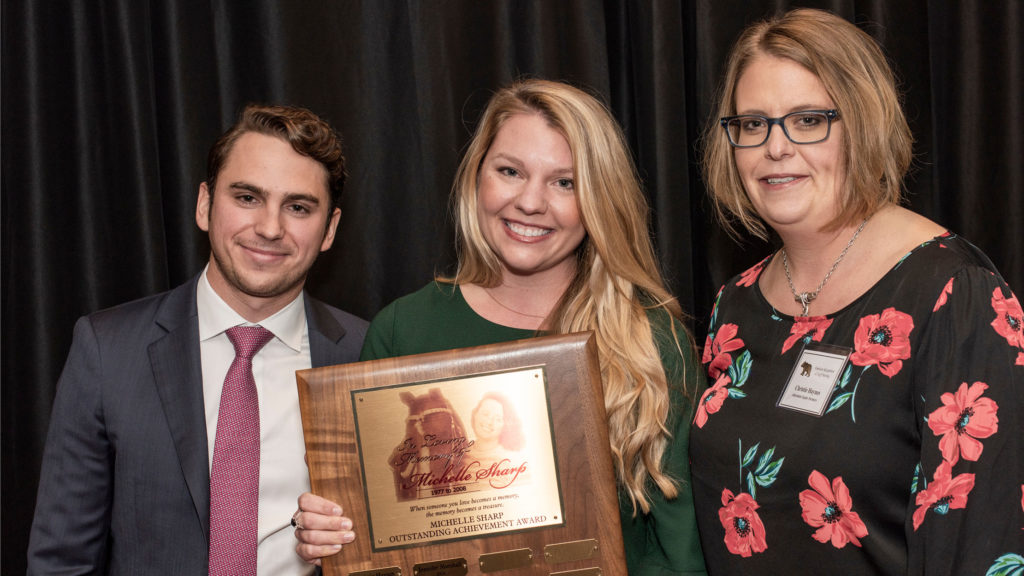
796 292 813 316
780 217 869 319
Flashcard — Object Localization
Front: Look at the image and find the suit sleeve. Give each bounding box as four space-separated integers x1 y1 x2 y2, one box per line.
27 316 113 575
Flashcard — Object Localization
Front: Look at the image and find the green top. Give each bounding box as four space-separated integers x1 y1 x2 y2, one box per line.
361 281 707 575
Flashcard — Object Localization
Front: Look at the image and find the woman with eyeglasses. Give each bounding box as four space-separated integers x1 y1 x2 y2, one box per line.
690 8 1022 575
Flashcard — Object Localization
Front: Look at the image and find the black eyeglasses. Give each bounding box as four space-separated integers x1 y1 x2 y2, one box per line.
720 109 840 148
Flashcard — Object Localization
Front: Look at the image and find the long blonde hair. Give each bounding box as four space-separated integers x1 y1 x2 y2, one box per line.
702 8 913 239
448 79 694 513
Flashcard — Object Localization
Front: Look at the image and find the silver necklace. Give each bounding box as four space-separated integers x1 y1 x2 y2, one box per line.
482 287 550 319
781 218 868 316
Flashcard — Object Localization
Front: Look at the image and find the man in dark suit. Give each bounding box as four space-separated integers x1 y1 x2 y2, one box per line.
27 104 366 575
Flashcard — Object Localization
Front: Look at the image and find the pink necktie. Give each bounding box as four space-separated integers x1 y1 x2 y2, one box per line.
209 325 274 576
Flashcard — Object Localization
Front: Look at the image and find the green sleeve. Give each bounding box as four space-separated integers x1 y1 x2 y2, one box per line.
621 312 708 575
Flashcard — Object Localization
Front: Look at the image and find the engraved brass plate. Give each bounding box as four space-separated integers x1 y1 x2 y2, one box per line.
349 568 401 576
412 558 468 576
354 367 564 550
544 539 599 564
478 548 533 572
549 569 601 576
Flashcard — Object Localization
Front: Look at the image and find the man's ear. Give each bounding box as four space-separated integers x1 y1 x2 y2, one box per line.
320 206 341 251
196 182 212 232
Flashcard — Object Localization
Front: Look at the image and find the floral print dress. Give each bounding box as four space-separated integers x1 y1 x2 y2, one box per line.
689 234 1024 575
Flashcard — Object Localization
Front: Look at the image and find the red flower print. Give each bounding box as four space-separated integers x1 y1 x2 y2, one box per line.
850 307 914 377
736 259 767 287
991 287 1024 350
933 278 954 312
798 471 868 548
719 489 767 557
695 374 730 428
912 461 975 530
703 323 745 379
927 381 999 465
781 316 834 354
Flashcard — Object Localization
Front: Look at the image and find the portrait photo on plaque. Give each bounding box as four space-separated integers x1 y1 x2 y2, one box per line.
352 367 565 550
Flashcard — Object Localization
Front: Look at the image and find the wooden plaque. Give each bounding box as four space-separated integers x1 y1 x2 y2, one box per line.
296 332 626 575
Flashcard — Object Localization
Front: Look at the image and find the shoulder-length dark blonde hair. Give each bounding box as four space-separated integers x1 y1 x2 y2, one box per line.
446 78 696 514
703 8 913 239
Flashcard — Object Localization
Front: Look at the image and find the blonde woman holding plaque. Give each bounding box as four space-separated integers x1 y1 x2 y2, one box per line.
296 79 707 575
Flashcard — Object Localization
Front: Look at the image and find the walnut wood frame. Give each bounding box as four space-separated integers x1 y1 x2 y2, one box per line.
296 331 626 576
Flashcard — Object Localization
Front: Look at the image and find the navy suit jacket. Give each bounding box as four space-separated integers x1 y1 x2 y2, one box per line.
27 275 368 575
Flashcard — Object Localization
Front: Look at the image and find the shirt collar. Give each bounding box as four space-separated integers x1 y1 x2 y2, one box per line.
196 265 307 352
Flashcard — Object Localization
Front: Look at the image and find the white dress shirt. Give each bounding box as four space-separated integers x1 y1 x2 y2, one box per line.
197 267 313 576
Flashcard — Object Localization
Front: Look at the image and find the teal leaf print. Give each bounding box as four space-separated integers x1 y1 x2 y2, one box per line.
986 554 1024 576
827 365 855 413
837 364 852 390
755 447 776 471
825 365 871 422
893 250 913 269
755 458 784 488
756 456 784 479
728 388 748 399
827 392 853 413
753 447 784 488
708 286 723 329
735 439 786 505
741 443 760 468
911 462 922 494
728 350 752 388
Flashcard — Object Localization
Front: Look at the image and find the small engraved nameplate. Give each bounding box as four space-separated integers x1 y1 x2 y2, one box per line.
349 568 401 576
544 539 599 564
479 548 533 572
550 568 602 576
412 557 468 576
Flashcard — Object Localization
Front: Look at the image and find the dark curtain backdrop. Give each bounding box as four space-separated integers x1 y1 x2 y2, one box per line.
3 1 1021 571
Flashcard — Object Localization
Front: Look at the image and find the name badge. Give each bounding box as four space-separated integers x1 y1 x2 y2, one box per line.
776 342 850 417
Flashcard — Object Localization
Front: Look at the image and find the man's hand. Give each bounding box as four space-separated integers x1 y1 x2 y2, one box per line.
293 492 356 565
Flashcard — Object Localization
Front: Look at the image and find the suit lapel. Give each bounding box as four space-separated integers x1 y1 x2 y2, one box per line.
142 288 350 543
149 277 211 538
305 295 348 368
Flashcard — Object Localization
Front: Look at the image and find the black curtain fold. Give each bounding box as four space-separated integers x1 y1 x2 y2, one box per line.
3 1 1021 572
